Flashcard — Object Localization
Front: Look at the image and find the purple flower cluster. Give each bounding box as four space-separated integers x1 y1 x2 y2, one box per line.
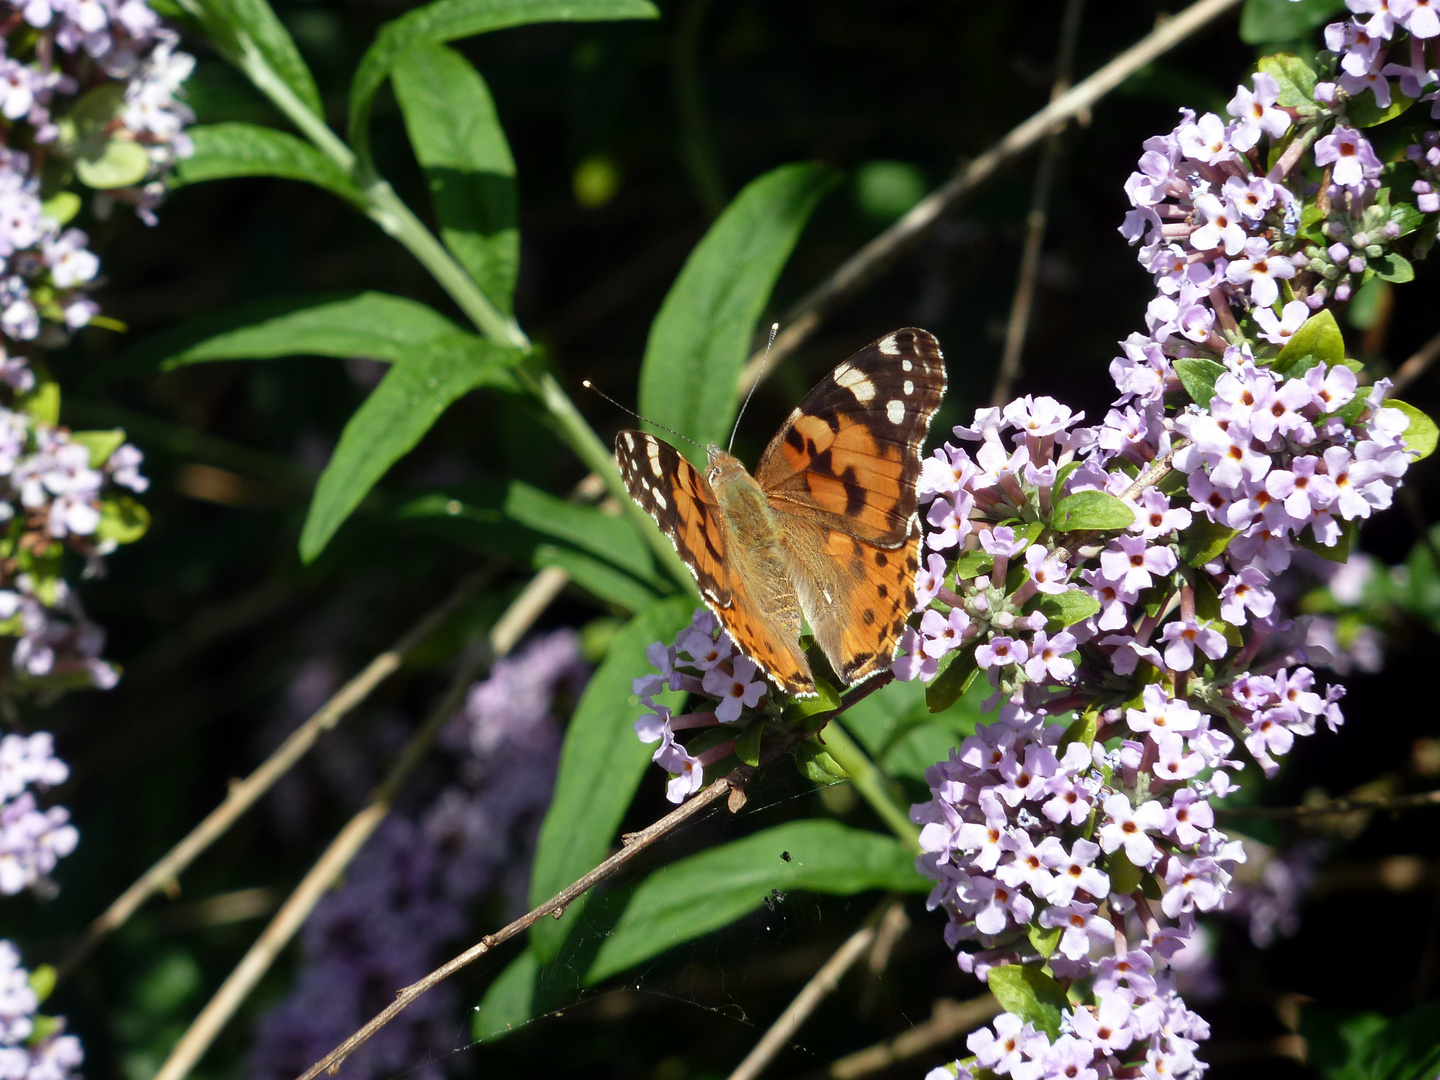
910 10 1435 1078
0 732 75 894
633 608 774 802
0 940 82 1080
252 631 588 1080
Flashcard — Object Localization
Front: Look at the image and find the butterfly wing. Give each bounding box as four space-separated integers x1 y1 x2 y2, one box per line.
614 430 817 697
781 517 922 686
754 328 947 547
615 430 732 608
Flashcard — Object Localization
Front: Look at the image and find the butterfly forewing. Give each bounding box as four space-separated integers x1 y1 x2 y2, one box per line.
755 328 947 547
615 430 732 607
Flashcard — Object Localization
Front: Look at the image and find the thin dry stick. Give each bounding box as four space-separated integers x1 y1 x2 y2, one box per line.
1390 324 1440 395
991 0 1086 407
1216 787 1440 820
152 565 572 1080
56 571 487 980
295 673 896 1080
737 0 1245 393
725 900 898 1080
793 994 1001 1080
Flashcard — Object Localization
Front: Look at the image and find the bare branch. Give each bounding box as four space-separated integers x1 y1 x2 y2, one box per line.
56 571 489 980
1216 787 1440 820
791 994 1001 1080
738 0 1245 393
725 900 901 1080
1391 324 1440 396
294 673 896 1080
991 0 1086 407
152 566 571 1080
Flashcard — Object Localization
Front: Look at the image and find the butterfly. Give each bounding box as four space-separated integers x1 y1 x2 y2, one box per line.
615 328 947 697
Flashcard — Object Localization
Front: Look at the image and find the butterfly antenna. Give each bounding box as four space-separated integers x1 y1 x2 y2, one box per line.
729 322 780 454
581 380 704 450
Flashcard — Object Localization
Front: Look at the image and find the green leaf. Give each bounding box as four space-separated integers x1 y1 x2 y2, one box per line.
781 676 841 729
182 0 324 116
528 597 695 964
1389 202 1426 238
1387 400 1437 460
96 496 151 546
392 45 519 316
69 429 127 469
986 965 1069 1040
504 481 663 589
1241 0 1346 43
349 0 658 163
1258 52 1321 109
40 192 81 226
926 648 979 714
1036 588 1100 629
299 335 524 561
1275 307 1345 372
75 138 151 189
102 292 465 383
1372 252 1415 283
1301 1001 1440 1080
532 545 659 611
27 965 56 1005
639 163 840 456
586 821 923 983
473 949 540 1043
1300 519 1355 563
1051 491 1135 532
1178 517 1239 567
1173 357 1227 409
1349 88 1415 127
792 737 849 783
173 123 363 206
1027 922 1063 959
734 719 765 767
1106 848 1143 896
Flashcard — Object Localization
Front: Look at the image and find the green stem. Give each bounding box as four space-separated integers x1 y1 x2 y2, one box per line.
822 719 920 852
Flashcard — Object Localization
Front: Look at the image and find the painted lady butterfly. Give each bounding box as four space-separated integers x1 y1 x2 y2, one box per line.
615 328 947 697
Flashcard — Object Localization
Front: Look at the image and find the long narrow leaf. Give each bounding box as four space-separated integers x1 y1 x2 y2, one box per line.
504 481 663 589
173 123 364 206
183 0 324 116
100 292 466 385
586 821 924 983
348 0 658 162
527 597 694 963
639 162 839 457
299 335 524 561
392 45 519 315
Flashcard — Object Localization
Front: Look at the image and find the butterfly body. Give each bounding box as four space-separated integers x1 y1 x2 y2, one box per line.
616 328 947 698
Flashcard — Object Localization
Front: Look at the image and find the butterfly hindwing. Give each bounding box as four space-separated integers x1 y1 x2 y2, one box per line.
754 328 947 548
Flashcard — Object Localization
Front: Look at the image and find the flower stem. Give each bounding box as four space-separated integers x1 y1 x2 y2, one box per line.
823 719 921 852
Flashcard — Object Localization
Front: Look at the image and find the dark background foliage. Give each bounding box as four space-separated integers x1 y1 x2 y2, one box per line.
14 1 1440 1077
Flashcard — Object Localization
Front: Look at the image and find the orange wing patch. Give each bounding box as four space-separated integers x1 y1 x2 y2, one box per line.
796 524 922 685
770 412 909 542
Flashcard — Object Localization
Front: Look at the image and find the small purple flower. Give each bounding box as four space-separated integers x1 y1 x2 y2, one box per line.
701 655 767 723
1314 125 1383 191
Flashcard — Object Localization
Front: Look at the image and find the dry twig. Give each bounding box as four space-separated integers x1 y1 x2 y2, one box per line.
56 571 488 980
152 566 572 1080
293 673 896 1080
724 900 901 1080
1391 325 1440 395
992 0 1086 407
792 994 1001 1080
737 0 1246 393
1216 787 1440 820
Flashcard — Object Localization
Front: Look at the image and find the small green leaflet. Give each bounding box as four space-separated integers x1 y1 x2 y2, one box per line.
1051 491 1135 532
987 965 1069 1039
1274 308 1345 373
1387 400 1438 459
1173 357 1226 409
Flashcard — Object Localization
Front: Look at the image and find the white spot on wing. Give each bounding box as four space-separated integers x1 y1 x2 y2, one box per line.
653 490 667 509
886 399 905 424
904 379 914 395
647 440 663 477
833 364 876 403
902 359 913 372
878 335 900 356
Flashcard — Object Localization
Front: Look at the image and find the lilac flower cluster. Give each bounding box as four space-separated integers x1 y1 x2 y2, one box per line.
633 608 774 803
0 731 75 894
0 940 82 1080
252 631 588 1080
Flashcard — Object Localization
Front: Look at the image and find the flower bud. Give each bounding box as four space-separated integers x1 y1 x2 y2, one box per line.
1327 242 1350 262
1348 256 1366 274
1335 280 1352 302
